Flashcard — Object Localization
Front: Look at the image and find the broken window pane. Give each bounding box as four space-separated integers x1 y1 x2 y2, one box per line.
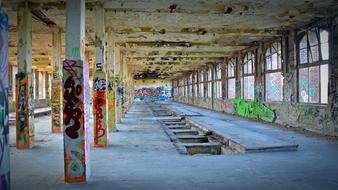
300 48 308 64
299 68 309 103
243 75 255 100
266 72 283 102
321 42 329 60
320 64 328 104
310 45 319 63
308 66 320 103
228 78 236 99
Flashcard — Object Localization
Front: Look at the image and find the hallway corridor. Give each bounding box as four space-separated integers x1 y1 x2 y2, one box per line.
8 101 338 190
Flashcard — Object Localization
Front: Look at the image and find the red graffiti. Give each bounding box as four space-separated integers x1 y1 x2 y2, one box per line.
94 91 106 145
63 76 83 139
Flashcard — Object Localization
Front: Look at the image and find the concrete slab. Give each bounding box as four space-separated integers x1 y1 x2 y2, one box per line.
165 104 201 117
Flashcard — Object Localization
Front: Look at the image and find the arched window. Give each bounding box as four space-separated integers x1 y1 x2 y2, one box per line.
227 58 236 99
242 51 255 100
207 66 213 98
199 70 204 97
215 64 222 99
298 28 329 104
265 42 283 102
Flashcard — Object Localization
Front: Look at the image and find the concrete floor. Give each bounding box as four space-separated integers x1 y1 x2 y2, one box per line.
9 101 338 190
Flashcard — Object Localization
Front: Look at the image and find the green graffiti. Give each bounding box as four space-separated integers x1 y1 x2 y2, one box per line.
233 98 276 123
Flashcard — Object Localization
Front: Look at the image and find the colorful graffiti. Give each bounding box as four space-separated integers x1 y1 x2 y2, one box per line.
51 80 62 133
63 60 89 182
93 76 108 147
16 75 30 149
0 9 10 190
108 88 116 132
265 72 283 102
233 98 276 123
134 86 171 101
223 101 235 113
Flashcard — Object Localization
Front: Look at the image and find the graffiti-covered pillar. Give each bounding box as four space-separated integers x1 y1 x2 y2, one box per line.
114 44 122 124
51 28 62 133
16 4 34 149
106 30 117 132
0 8 10 190
63 0 90 182
93 3 108 147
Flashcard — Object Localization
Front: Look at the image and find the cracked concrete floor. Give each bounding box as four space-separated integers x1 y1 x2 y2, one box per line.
8 101 338 190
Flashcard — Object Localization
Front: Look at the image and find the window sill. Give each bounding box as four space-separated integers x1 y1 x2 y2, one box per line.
296 103 328 108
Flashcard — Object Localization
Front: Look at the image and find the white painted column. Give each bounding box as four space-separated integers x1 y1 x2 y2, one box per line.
16 4 34 149
63 0 90 182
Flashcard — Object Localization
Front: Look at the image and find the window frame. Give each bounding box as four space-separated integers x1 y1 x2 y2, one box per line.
227 58 236 99
297 27 330 105
215 63 222 99
207 66 213 98
264 41 284 102
241 51 256 100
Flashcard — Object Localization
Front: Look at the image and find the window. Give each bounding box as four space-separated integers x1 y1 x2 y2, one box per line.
178 78 184 97
298 28 329 104
227 58 236 99
199 70 204 97
207 67 213 98
188 73 192 97
265 42 284 102
215 64 222 99
193 72 198 97
242 52 255 100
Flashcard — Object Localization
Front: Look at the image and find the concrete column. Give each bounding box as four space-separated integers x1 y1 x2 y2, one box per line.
63 0 90 182
114 44 122 123
106 31 116 132
255 43 264 101
0 8 10 190
51 28 62 133
93 3 108 147
235 54 242 98
16 4 34 149
45 72 50 105
35 70 39 101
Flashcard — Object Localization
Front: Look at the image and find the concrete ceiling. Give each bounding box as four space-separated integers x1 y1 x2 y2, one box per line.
2 0 338 78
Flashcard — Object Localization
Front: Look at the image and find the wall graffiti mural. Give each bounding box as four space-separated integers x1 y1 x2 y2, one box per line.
108 87 116 132
93 76 108 147
233 98 276 123
134 86 171 101
63 60 89 182
0 9 10 190
51 80 62 133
